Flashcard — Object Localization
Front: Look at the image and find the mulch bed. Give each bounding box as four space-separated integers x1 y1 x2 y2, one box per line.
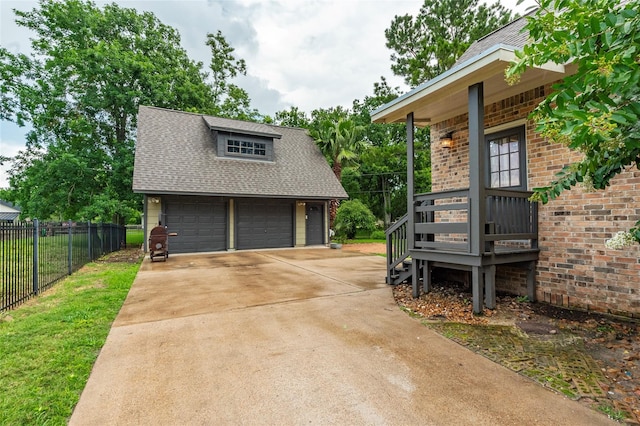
393 282 640 424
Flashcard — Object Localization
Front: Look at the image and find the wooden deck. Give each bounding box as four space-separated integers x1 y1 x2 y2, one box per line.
386 188 539 313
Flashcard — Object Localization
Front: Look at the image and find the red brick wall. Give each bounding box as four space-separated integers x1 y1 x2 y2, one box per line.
429 84 640 316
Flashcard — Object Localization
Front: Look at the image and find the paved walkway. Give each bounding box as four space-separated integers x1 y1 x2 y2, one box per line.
70 248 614 425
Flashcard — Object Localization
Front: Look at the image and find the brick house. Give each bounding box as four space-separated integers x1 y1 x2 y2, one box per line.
374 15 640 316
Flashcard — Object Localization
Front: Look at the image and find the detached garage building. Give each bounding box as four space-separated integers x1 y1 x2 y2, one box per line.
133 106 347 253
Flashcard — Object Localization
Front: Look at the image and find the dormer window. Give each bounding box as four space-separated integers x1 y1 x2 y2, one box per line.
203 115 281 162
227 139 266 157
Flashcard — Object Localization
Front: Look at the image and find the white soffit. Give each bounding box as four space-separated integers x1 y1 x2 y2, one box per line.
371 45 567 126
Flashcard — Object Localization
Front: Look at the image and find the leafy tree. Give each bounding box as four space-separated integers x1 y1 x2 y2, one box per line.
272 106 310 128
0 0 252 222
309 116 367 227
206 30 260 121
386 0 514 86
349 78 431 226
506 0 640 244
333 199 376 239
312 119 367 182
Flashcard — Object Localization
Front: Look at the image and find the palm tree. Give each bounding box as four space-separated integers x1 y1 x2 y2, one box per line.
310 118 367 228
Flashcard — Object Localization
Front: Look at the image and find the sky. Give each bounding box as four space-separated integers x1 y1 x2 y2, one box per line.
0 0 536 188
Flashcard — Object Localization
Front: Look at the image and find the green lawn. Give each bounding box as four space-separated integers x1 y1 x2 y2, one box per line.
0 255 140 425
126 228 144 246
345 237 385 244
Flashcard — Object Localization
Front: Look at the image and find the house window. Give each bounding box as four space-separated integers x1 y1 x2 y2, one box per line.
486 126 526 190
227 139 266 157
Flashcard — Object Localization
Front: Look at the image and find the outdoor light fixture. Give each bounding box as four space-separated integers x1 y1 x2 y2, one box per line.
149 197 160 204
441 131 454 149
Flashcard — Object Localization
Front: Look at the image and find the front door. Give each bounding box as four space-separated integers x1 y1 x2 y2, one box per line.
305 203 324 245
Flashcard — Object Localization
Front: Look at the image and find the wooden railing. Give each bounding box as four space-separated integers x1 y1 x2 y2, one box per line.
385 213 409 284
485 188 538 245
414 188 470 252
385 188 538 284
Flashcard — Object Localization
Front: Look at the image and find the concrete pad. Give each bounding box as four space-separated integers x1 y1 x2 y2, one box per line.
70 249 614 425
115 250 377 327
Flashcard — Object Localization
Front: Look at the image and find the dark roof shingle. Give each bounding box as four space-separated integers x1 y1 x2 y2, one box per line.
133 106 347 199
454 11 533 66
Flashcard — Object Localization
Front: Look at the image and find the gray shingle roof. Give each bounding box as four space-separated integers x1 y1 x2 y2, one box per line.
454 11 533 66
0 212 20 221
133 106 348 199
202 115 282 139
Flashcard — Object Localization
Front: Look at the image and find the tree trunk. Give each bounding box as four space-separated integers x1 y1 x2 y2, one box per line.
330 160 343 229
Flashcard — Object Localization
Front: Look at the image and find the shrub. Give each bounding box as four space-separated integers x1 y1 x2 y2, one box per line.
334 200 376 239
370 230 386 240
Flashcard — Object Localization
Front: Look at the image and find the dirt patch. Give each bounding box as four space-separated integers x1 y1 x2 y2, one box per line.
97 248 144 264
393 281 640 424
341 242 385 255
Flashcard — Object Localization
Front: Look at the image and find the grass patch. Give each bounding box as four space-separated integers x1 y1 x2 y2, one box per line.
597 403 628 421
345 237 385 244
126 228 144 246
0 257 140 425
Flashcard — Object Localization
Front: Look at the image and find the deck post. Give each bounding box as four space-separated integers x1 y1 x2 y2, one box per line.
411 259 421 298
472 266 484 314
485 265 496 309
527 260 537 301
469 83 488 314
468 82 486 256
406 113 415 253
423 260 431 294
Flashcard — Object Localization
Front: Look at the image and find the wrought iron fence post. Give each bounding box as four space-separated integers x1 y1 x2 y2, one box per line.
87 221 92 261
68 219 73 275
33 219 39 295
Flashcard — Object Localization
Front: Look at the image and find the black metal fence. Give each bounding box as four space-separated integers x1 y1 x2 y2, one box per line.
0 220 126 311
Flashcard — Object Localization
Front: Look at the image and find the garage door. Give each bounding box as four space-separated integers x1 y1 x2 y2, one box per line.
236 199 294 249
164 196 226 253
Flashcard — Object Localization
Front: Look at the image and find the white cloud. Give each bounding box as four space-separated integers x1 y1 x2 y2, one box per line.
0 0 536 187
0 123 27 189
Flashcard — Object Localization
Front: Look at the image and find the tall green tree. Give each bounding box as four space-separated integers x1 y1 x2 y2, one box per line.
310 117 367 227
272 106 310 128
386 0 514 86
349 78 431 226
206 30 260 121
311 119 367 183
0 0 251 222
506 0 640 244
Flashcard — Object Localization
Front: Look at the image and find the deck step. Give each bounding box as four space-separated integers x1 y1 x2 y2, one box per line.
388 262 424 286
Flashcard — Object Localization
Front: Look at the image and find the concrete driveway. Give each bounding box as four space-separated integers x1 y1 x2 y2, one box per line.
70 248 613 425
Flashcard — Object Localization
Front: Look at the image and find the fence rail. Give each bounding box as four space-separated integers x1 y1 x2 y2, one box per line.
1 220 125 311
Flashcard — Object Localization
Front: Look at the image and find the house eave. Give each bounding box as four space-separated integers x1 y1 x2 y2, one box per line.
134 189 348 200
371 44 567 126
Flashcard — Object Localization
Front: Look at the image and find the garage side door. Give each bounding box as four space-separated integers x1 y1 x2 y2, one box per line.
164 196 226 253
236 199 294 249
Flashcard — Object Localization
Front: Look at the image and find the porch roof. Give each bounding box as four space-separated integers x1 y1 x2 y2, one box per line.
371 44 568 127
